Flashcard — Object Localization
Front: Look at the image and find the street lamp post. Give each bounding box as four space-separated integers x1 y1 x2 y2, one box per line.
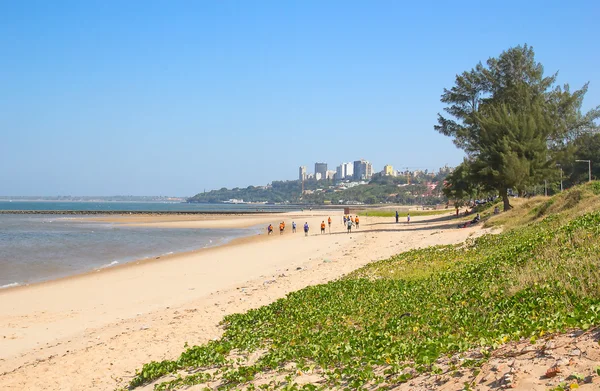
575 160 592 182
556 164 563 192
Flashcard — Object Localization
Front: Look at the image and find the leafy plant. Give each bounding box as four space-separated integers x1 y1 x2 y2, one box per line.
126 187 600 390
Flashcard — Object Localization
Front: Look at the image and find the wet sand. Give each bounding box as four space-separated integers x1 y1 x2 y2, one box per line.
0 211 484 390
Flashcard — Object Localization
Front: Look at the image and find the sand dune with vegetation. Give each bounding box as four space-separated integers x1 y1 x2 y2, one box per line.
0 208 480 390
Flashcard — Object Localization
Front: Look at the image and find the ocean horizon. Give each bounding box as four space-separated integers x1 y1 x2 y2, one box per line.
0 200 301 213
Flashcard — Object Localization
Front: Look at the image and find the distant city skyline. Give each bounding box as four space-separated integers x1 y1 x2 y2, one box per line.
297 159 449 183
1 1 598 196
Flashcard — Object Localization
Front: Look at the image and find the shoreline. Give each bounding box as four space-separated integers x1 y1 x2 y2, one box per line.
1 210 318 293
0 212 484 390
0 225 265 293
0 210 291 215
1 210 345 292
0 211 345 359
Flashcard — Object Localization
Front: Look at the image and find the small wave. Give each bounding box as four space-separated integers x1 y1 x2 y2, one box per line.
98 261 119 269
163 251 174 256
0 282 20 289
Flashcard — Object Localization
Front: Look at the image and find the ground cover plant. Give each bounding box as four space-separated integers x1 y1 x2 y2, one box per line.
125 183 600 390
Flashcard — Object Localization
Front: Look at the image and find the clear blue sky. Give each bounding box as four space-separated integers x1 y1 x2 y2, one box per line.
1 0 598 196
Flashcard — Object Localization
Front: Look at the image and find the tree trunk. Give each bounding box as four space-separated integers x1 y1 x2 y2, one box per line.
501 188 511 211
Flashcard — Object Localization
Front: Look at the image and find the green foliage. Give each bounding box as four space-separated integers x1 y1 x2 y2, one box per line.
154 372 212 390
443 162 478 208
556 133 600 189
471 98 556 198
127 185 600 390
435 44 599 211
188 180 446 205
188 180 308 204
590 181 600 195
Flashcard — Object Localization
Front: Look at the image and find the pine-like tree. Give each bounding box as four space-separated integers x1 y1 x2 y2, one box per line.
435 44 599 210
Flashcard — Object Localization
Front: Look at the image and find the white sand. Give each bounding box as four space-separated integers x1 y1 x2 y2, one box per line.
0 211 484 390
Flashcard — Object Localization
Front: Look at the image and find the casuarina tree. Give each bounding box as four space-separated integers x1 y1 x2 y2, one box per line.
435 44 599 210
442 161 478 212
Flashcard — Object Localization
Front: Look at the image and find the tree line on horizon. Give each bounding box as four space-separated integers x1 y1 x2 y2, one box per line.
187 170 449 205
439 44 600 211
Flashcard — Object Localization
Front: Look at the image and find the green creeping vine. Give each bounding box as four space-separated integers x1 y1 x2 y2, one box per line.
127 211 600 390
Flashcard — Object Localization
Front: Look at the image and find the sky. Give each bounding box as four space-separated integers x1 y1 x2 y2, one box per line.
1 0 599 196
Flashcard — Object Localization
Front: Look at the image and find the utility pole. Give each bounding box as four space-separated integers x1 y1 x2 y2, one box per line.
575 160 592 182
556 164 563 192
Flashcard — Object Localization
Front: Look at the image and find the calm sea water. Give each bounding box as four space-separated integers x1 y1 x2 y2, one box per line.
0 214 258 288
0 201 298 213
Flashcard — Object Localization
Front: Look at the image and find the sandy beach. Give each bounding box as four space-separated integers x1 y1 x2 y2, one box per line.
0 211 485 390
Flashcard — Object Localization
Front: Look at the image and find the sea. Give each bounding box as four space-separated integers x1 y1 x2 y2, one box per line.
0 200 298 213
0 201 297 289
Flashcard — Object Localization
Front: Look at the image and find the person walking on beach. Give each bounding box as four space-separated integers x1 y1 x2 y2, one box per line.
355 215 359 229
395 210 399 223
279 222 284 235
320 221 326 234
343 215 347 225
304 222 309 236
346 218 353 233
328 217 332 229
407 213 411 224
267 224 273 235
292 221 297 233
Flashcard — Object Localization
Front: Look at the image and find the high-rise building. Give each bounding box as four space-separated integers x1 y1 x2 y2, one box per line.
343 162 353 179
365 161 373 179
314 162 327 180
353 160 362 180
299 166 307 181
336 162 354 180
383 164 395 176
336 165 344 180
353 159 373 181
326 170 336 180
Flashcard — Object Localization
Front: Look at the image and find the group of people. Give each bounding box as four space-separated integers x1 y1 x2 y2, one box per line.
395 211 410 224
267 221 287 235
267 214 363 237
319 217 332 234
268 221 310 236
458 213 480 228
343 215 360 232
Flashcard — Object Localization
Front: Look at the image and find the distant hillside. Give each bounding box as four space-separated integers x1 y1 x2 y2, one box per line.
188 178 446 205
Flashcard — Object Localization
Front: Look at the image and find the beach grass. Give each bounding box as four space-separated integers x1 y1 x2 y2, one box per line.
126 182 600 391
356 209 450 218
